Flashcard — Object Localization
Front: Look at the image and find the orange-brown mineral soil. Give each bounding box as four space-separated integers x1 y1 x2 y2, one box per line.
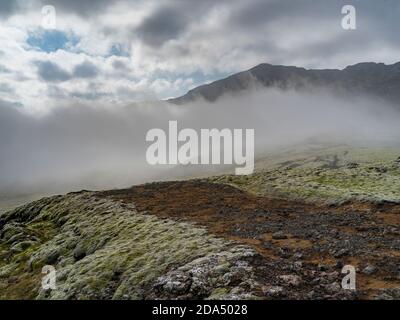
100 180 400 299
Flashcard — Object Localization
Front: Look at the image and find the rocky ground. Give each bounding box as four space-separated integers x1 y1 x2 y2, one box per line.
0 147 399 300
101 180 400 300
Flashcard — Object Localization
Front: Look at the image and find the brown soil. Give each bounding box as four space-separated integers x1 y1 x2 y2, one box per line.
100 180 400 299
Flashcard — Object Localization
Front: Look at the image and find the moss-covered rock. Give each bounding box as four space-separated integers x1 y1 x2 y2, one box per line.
0 192 262 300
210 147 400 204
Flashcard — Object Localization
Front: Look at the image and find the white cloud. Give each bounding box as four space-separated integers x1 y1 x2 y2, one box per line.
0 0 399 112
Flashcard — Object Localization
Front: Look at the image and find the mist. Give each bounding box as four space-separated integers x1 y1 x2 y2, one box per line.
1 88 400 196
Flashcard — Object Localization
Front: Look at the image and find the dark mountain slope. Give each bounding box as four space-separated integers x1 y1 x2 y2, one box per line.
169 62 400 104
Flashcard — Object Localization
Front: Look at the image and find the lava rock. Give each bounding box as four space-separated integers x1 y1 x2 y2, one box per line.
333 248 349 258
155 271 192 295
324 282 341 294
278 275 302 287
272 231 288 240
374 288 400 300
262 286 286 298
363 265 377 275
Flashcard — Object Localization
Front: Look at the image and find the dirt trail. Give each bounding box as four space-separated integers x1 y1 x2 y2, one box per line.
100 180 400 299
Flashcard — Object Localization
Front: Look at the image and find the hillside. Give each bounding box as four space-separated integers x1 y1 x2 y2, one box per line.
1 147 399 300
169 62 400 105
211 146 400 205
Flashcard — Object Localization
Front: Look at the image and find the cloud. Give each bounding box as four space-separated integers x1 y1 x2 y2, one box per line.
36 61 71 82
112 59 129 71
70 91 107 101
1 0 400 199
0 64 11 73
38 0 113 17
0 98 23 108
0 83 14 93
0 0 19 17
136 5 190 47
1 87 400 196
133 0 228 48
73 61 99 78
1 0 400 110
35 60 99 83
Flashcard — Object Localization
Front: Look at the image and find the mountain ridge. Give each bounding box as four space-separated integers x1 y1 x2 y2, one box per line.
169 62 400 105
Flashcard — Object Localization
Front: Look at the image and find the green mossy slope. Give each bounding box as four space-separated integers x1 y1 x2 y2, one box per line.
210 147 400 204
0 192 260 300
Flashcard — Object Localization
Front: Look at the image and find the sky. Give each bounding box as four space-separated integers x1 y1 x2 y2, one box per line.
0 0 399 112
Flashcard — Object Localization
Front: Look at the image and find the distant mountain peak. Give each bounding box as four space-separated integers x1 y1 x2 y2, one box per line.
169 62 400 105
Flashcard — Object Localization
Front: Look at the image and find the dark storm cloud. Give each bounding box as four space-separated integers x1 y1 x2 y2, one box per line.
135 0 224 47
134 0 340 48
73 61 99 79
218 0 400 68
229 0 343 28
232 0 400 42
229 0 400 29
136 5 189 47
36 61 71 82
354 0 400 45
129 0 399 68
0 0 19 17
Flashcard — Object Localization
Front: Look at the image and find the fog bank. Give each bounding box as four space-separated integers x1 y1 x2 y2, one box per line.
1 88 400 195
